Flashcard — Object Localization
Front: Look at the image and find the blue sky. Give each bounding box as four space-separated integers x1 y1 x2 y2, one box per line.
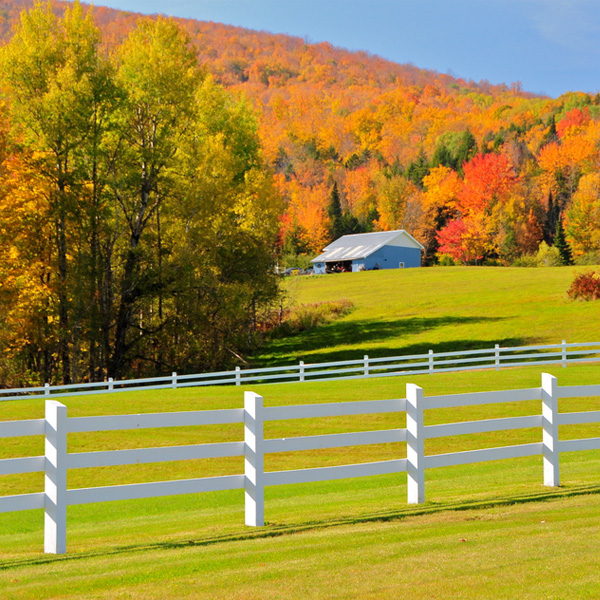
85 0 600 98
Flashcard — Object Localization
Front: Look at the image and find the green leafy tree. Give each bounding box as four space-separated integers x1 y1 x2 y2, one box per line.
107 16 201 378
162 77 283 371
455 130 478 175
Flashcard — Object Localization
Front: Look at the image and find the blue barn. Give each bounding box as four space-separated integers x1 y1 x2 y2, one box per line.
311 230 423 274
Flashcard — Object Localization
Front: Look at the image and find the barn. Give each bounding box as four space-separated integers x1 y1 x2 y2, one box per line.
311 230 424 274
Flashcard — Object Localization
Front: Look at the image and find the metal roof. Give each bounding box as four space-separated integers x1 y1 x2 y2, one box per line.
311 230 424 263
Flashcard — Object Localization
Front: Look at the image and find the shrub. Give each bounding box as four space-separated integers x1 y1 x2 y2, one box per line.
437 253 456 266
267 298 354 337
536 242 561 267
567 271 600 300
282 299 354 333
575 251 600 266
512 254 538 267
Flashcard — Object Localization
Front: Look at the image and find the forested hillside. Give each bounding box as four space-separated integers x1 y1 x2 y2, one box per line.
0 0 599 385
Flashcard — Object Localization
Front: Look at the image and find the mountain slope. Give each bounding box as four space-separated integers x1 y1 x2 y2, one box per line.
1 0 597 266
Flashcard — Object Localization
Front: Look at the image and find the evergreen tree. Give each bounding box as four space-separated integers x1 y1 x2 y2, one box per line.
431 141 454 169
554 216 574 265
327 182 343 240
405 147 430 188
339 211 366 236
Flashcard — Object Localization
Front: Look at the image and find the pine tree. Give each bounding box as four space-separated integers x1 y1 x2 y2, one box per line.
327 182 343 240
406 147 430 188
554 216 574 265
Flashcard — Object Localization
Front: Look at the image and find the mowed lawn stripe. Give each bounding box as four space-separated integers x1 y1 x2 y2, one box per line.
1 493 599 599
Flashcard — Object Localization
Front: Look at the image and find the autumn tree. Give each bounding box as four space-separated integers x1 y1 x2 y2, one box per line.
436 152 518 263
375 173 424 233
1 0 112 383
564 172 600 257
421 165 460 263
0 3 283 384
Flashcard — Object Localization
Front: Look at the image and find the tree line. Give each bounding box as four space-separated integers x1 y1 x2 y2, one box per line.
0 1 282 386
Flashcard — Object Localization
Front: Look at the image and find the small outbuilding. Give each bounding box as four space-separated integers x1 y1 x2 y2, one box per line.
311 229 423 274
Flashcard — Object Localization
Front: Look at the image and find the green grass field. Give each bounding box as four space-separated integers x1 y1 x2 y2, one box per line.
257 265 599 365
1 266 600 598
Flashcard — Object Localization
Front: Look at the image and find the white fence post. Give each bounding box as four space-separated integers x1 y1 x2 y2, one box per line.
562 340 567 368
44 383 50 397
235 366 241 386
244 391 265 526
406 384 425 504
172 372 177 389
364 355 369 377
44 401 68 554
108 377 114 391
428 350 434 374
495 344 500 371
299 361 305 382
542 373 560 487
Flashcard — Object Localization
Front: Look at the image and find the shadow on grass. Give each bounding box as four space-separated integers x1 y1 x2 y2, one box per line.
253 315 534 366
3 483 599 570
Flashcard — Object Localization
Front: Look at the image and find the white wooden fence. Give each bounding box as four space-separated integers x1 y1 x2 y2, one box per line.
1 340 600 401
1 372 600 554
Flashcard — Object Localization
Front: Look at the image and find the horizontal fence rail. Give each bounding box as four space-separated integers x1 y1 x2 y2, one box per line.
1 373 600 554
2 341 600 402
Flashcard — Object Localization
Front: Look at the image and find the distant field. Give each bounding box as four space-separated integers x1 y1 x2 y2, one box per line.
256 266 598 365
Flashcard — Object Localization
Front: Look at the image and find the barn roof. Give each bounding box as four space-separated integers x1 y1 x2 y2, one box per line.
311 230 424 263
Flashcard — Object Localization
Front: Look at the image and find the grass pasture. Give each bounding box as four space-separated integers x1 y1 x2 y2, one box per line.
2 265 600 598
1 363 600 598
258 265 600 365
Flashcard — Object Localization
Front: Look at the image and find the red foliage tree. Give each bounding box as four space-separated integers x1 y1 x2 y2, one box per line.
458 152 518 216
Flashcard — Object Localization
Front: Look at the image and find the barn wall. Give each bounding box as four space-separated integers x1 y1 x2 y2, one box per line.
358 246 421 270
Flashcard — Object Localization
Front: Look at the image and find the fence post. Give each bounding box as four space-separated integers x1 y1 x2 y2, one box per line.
235 366 241 386
406 383 425 504
44 401 68 554
495 344 500 371
299 361 305 382
562 340 567 368
364 355 369 378
108 377 114 392
244 391 265 526
428 350 434 375
172 372 177 389
541 373 560 487
44 383 50 397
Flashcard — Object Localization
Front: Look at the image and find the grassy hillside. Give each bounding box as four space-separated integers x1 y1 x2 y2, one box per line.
1 266 600 597
256 266 598 365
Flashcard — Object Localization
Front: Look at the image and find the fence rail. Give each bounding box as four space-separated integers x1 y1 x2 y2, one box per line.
1 372 600 554
2 341 600 402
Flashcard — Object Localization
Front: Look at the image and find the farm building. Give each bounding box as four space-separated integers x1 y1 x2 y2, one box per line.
311 229 423 274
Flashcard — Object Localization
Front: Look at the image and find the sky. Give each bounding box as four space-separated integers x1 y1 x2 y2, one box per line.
84 0 600 98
